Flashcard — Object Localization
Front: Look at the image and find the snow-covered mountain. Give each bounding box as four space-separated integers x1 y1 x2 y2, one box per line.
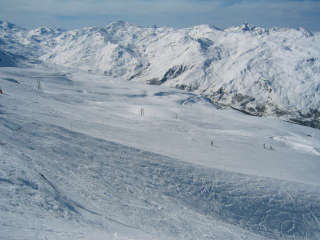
1 65 320 240
1 20 320 240
1 20 320 127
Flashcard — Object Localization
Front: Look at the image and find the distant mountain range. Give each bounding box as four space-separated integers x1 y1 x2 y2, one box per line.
1 20 319 128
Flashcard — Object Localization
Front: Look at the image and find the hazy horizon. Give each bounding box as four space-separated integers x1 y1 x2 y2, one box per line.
0 0 319 32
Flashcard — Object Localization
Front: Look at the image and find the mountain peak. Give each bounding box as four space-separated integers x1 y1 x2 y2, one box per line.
106 20 133 29
297 27 313 37
0 20 24 31
240 23 253 31
0 20 319 127
225 23 268 35
28 26 64 36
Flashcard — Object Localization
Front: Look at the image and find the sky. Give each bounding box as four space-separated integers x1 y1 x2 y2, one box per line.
0 0 320 31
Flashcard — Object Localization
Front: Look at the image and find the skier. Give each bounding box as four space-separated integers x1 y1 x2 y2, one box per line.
0 88 3 95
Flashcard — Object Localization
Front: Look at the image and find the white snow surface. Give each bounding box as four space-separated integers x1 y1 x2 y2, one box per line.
1 66 320 240
1 20 320 240
1 20 320 120
38 22 320 119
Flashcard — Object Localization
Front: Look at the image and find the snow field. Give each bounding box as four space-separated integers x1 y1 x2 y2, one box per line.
0 66 320 239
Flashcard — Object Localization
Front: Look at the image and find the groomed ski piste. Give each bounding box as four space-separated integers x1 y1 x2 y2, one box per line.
1 66 320 240
0 20 320 240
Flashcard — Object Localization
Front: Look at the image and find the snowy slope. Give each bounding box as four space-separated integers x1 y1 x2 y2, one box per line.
37 22 320 127
1 66 320 240
1 20 320 126
1 20 320 240
0 20 63 65
0 50 18 67
0 21 27 67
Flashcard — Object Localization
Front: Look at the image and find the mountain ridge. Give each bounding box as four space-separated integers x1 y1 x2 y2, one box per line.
1 20 319 128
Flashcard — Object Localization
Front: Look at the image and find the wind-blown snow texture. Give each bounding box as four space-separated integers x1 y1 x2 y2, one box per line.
1 64 320 240
1 113 320 240
1 20 320 240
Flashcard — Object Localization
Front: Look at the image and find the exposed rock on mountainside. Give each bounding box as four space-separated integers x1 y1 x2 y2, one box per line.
0 50 19 67
1 20 320 127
